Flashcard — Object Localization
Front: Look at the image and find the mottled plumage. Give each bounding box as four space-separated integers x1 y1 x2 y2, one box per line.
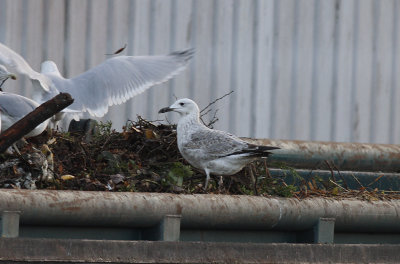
159 98 279 188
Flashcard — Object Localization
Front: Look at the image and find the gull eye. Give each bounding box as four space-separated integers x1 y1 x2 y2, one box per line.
179 102 185 106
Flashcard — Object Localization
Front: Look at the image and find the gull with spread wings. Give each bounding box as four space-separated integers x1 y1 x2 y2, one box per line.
0 42 194 125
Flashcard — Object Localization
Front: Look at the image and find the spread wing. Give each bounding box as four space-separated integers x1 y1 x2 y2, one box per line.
0 42 50 90
49 49 194 117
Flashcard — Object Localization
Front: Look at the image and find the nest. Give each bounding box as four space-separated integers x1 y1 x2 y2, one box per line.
0 116 399 200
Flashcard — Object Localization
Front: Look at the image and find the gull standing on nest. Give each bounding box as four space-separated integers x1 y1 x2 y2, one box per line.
0 42 194 126
159 98 279 188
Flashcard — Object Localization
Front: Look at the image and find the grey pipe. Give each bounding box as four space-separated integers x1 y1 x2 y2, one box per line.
245 138 400 172
0 190 399 232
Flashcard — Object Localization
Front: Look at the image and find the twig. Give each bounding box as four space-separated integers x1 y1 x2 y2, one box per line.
333 164 349 190
351 173 365 189
329 179 348 192
324 160 336 182
200 90 234 114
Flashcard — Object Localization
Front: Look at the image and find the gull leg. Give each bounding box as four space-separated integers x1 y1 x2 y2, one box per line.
204 169 211 190
218 176 224 192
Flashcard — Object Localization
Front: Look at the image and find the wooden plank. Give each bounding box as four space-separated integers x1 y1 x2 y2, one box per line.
352 0 374 142
289 0 314 140
370 0 394 143
333 0 356 142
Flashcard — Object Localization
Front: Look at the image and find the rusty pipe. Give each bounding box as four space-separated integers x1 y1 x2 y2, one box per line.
0 189 400 232
245 139 400 172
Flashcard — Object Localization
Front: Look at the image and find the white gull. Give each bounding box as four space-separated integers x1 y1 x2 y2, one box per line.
0 42 193 126
0 64 16 88
159 98 279 188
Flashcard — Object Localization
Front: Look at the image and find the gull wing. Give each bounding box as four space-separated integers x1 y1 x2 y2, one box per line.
0 43 50 90
50 49 194 117
0 92 38 119
183 128 250 158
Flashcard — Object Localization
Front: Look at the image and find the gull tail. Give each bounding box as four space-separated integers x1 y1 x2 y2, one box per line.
228 145 280 158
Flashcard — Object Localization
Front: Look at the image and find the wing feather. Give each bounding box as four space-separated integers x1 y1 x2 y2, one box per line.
53 49 194 117
0 43 50 90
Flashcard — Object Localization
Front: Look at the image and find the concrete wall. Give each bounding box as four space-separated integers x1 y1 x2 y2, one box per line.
1 238 400 263
0 0 399 144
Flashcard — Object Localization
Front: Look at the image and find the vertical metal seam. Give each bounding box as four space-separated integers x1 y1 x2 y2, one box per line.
124 0 137 120
310 0 320 140
63 0 70 77
389 0 399 143
168 0 177 101
0 0 7 42
209 0 218 117
228 0 239 133
249 0 259 138
289 0 299 139
146 0 156 117
42 0 50 61
349 0 360 142
269 0 279 138
188 0 197 100
84 0 92 70
330 0 341 141
369 0 380 143
20 0 29 97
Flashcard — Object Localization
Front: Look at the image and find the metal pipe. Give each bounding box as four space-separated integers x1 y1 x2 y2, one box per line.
269 168 400 190
245 138 400 172
1 190 399 232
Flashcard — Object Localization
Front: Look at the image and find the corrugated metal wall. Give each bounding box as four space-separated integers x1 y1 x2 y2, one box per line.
0 0 399 144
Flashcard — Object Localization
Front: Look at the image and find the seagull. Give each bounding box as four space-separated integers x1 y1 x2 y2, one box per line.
0 42 194 125
159 98 280 188
0 64 17 89
0 92 50 138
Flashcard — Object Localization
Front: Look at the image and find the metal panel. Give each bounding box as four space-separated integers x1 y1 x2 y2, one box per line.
0 0 399 143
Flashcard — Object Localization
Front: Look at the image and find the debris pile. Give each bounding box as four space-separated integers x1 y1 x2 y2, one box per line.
0 116 399 200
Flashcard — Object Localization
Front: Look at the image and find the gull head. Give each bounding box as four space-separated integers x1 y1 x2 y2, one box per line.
0 65 17 82
159 98 200 116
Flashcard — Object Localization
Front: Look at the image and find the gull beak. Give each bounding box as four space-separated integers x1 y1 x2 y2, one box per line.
158 107 174 114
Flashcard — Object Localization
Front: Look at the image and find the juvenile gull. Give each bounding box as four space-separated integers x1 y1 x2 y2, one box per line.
159 98 279 188
0 42 194 125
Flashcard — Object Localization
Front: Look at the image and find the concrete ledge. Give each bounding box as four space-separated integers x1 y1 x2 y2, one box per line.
0 238 399 263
